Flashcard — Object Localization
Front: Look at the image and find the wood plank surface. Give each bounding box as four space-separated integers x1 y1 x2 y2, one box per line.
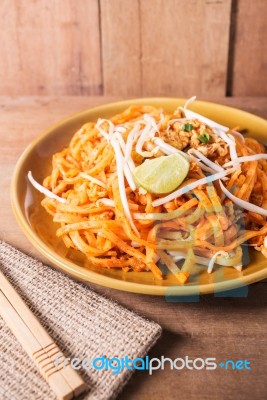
1 1 266 97
0 0 102 95
101 0 232 97
0 96 267 400
140 0 232 97
100 0 142 96
231 0 267 96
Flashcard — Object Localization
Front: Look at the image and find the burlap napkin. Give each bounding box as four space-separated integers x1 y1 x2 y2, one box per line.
0 241 161 400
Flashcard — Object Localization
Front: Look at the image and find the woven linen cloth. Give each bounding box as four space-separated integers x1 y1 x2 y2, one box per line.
0 241 161 400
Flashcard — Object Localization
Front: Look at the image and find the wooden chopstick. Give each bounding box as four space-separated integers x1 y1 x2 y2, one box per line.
0 269 87 400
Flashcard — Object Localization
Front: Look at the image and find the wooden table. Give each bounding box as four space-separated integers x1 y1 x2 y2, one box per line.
1 96 266 400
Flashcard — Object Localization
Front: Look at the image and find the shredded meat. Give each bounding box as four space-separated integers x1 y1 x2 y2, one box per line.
158 119 229 159
159 121 191 150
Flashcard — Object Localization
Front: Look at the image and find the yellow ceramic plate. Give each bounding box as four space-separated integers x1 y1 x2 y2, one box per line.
11 98 267 296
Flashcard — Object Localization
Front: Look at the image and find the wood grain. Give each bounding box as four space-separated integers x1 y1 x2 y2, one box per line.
100 0 142 96
0 0 102 95
0 1 266 97
101 0 232 97
140 0 232 97
231 0 267 96
0 96 267 400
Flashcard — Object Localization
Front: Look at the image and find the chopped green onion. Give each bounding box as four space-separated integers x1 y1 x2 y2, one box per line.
183 123 193 132
198 131 210 144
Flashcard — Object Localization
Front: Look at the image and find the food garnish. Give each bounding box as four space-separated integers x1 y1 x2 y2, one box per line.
133 154 189 194
198 131 210 144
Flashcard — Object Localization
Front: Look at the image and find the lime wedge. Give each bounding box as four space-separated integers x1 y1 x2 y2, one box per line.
133 153 189 194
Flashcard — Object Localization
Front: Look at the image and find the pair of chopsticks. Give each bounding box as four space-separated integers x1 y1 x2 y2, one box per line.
0 268 87 400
